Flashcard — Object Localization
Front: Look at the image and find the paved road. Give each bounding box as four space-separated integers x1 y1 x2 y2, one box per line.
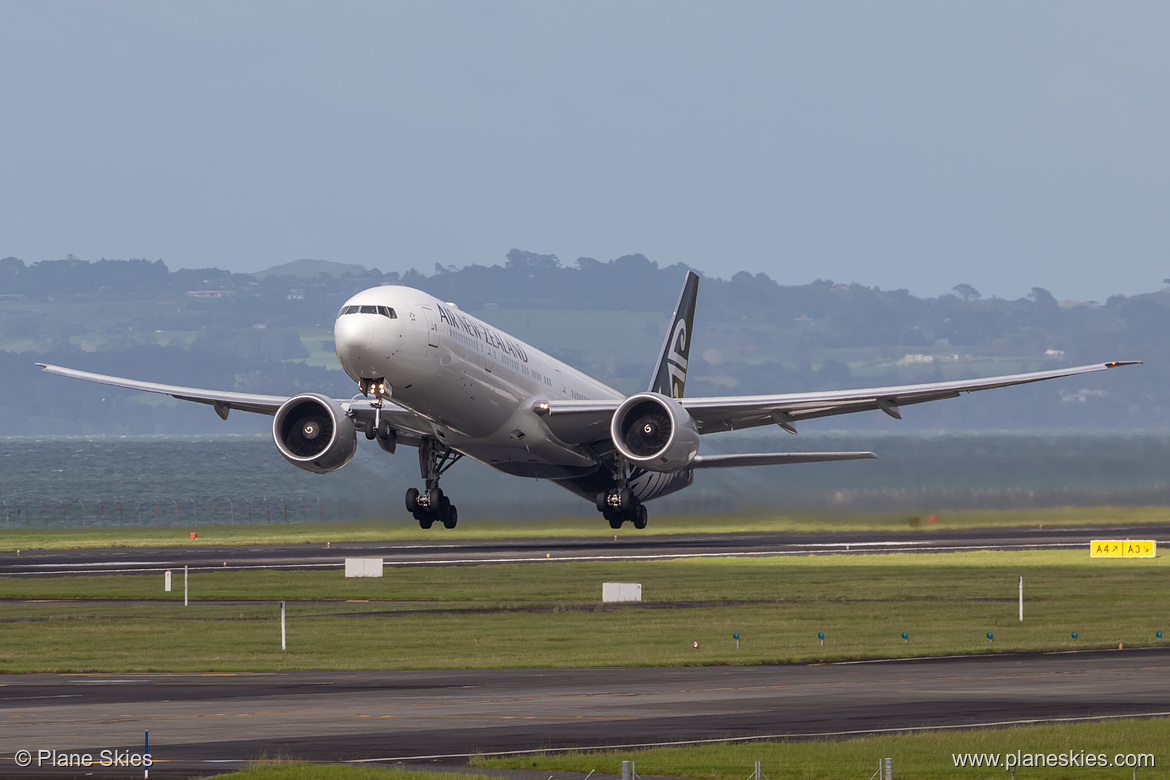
2 649 1169 778
6 523 1169 576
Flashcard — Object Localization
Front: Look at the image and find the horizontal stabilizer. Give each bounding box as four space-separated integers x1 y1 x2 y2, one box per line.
689 451 877 469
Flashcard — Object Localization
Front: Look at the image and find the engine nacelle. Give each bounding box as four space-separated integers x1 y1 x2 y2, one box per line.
611 392 700 472
273 394 357 474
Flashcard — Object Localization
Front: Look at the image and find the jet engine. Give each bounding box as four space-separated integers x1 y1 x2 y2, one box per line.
273 394 357 474
610 392 700 472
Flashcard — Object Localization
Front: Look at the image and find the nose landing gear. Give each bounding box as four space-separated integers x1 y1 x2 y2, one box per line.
406 438 462 529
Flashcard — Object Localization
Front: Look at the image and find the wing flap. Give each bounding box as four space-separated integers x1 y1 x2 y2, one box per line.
691 451 877 469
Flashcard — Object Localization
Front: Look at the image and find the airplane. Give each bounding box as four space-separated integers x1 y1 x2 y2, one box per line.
38 271 1138 530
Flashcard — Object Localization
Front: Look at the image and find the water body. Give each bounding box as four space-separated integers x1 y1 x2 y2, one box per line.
0 432 1167 528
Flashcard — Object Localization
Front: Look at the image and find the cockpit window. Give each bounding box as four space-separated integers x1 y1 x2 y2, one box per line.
339 305 396 318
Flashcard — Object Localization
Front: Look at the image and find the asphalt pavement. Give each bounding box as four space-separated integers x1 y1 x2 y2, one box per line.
6 523 1169 576
2 649 1169 777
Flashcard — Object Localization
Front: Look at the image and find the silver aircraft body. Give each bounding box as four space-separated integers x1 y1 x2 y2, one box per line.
39 272 1138 529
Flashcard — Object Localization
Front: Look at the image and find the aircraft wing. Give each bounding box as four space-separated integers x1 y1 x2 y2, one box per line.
541 361 1139 443
36 363 435 444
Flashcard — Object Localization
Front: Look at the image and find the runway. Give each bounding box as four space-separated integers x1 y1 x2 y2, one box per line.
2 649 1169 777
6 523 1169 577
4 527 1169 777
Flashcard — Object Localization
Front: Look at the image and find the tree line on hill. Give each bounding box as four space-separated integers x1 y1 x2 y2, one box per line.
1 250 1166 434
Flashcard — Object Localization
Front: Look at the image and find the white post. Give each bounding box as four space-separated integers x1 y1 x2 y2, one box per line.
164 570 171 593
1019 576 1023 622
184 565 189 607
281 600 286 651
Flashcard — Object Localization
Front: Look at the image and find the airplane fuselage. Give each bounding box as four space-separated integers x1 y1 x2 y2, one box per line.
334 286 623 481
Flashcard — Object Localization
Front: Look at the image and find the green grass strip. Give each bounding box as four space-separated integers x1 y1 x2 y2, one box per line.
205 766 475 780
3 550 1167 673
476 718 1170 779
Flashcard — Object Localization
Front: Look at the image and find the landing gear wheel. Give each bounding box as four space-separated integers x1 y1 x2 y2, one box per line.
414 509 433 530
365 425 377 440
405 487 420 513
604 509 623 529
413 437 465 530
633 505 648 530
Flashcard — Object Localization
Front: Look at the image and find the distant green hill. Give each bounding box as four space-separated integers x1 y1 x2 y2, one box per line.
252 258 376 279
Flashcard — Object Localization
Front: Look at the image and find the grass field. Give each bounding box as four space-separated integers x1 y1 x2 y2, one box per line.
5 540 1168 779
2 550 1167 673
148 718 1170 779
475 718 1170 779
90 720 1168 779
3 504 1168 550
207 768 480 780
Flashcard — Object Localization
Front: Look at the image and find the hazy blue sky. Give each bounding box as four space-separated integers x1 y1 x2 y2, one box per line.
2 2 1167 301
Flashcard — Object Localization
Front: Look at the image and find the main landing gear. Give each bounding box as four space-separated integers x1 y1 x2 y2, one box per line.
406 437 463 529
596 487 648 530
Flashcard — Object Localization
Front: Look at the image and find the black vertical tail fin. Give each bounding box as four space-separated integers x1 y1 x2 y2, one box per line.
647 271 699 398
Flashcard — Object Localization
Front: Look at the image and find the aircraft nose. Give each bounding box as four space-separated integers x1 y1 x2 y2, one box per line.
334 314 374 364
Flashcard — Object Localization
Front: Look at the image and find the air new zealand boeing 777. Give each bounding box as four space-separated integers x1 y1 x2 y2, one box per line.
39 272 1138 529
